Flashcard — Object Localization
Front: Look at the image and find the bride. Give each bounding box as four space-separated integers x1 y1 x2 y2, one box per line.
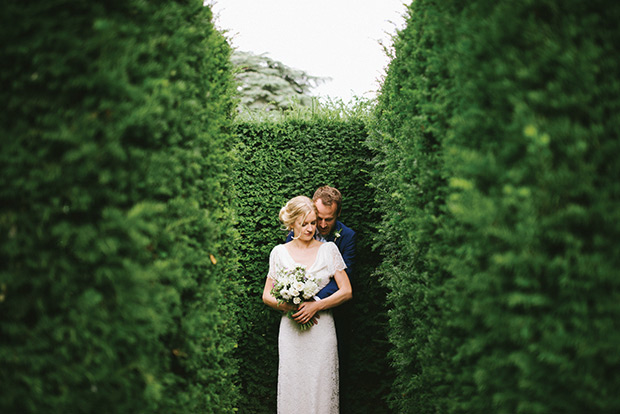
262 195 353 414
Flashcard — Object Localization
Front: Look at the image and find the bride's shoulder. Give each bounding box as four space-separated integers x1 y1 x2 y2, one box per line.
316 241 337 257
323 241 338 251
268 245 287 266
270 243 288 256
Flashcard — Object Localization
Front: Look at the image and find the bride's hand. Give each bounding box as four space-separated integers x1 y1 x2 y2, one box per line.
292 300 321 325
279 302 296 313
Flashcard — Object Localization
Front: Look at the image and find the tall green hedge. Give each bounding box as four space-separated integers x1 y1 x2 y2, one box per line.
370 2 458 412
232 109 393 413
0 1 239 413
373 0 620 413
444 2 620 412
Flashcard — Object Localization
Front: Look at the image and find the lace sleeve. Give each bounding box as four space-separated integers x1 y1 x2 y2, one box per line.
267 245 279 280
327 242 347 275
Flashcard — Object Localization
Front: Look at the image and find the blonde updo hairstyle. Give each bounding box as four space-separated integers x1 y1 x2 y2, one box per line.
279 195 318 233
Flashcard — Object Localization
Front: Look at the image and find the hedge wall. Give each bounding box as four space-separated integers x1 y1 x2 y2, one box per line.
370 2 458 412
373 0 620 413
0 1 239 413
445 2 620 412
232 110 393 413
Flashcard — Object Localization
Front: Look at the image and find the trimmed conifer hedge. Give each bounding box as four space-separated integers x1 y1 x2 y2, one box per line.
0 1 239 413
232 109 393 414
373 0 620 413
370 2 458 412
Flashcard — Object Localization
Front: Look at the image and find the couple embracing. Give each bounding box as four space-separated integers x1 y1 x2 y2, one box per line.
262 186 356 414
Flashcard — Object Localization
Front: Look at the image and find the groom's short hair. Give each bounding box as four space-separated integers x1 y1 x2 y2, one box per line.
312 186 342 217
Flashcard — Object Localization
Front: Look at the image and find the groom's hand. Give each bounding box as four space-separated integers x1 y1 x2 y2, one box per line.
293 300 321 325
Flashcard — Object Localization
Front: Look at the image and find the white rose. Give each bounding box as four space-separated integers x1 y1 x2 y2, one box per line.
280 289 290 300
293 281 304 291
302 282 318 299
293 297 301 305
290 289 299 297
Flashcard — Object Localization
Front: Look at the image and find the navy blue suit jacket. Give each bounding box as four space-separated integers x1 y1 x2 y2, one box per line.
285 221 356 299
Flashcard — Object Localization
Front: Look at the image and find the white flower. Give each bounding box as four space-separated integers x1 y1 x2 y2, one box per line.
290 289 299 297
293 297 301 305
302 281 318 299
293 281 304 291
280 289 291 300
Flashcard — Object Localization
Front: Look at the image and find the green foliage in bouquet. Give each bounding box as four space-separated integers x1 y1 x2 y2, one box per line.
232 106 393 414
373 0 620 413
0 1 239 413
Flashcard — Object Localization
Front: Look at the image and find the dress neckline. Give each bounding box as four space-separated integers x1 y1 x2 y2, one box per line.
282 242 325 270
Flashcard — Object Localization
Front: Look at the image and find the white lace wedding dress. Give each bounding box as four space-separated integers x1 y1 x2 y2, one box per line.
268 242 346 414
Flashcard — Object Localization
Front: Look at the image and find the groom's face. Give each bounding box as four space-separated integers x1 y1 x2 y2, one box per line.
315 199 338 236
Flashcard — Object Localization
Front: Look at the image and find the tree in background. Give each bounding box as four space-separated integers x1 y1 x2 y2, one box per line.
231 50 327 112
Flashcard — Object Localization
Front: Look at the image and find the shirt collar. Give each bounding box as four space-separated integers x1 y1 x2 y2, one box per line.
315 221 341 242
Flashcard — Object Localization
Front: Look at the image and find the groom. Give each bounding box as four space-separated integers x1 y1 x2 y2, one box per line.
286 185 356 299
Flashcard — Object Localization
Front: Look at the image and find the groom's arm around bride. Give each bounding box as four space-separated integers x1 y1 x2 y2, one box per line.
285 186 356 299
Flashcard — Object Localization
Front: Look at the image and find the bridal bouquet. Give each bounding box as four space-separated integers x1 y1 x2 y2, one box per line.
271 265 320 331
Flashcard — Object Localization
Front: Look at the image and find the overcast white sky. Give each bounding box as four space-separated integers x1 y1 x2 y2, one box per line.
208 0 408 102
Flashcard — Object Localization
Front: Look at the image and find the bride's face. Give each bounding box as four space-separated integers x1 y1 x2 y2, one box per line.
292 211 317 241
